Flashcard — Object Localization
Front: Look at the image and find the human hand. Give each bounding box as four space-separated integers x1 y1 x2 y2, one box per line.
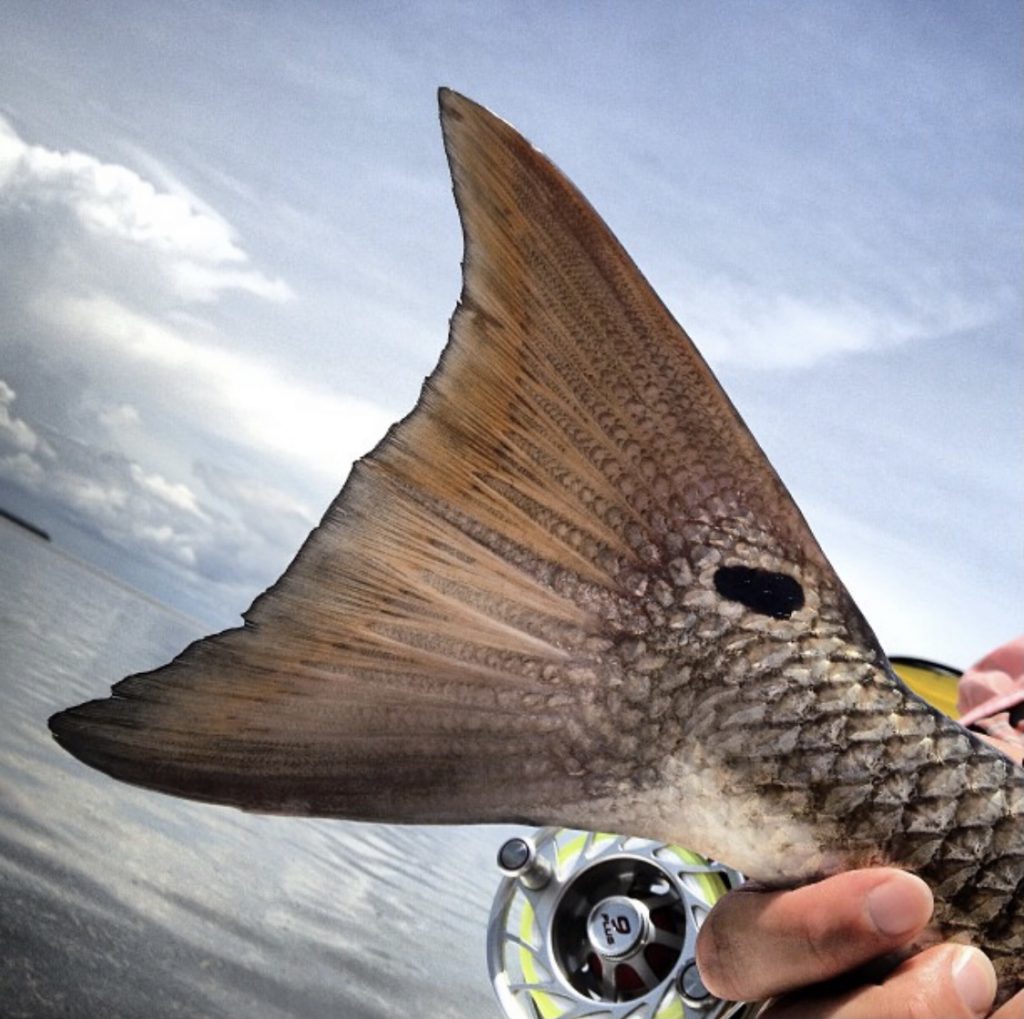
696 867 1024 1017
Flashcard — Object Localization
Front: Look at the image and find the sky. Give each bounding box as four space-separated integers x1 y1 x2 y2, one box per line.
0 1 1020 667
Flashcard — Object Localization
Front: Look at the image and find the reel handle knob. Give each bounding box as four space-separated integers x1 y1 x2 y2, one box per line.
496 836 552 890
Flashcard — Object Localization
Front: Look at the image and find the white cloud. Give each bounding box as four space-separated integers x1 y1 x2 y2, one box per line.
0 379 53 457
57 474 129 519
170 261 293 304
129 463 204 516
131 521 197 568
0 319 376 599
38 292 395 482
98 402 141 430
0 114 290 302
194 460 316 527
0 450 45 489
0 381 202 573
668 274 1003 369
0 116 388 607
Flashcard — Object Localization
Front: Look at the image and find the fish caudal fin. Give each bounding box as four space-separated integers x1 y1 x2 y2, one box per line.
49 89 861 829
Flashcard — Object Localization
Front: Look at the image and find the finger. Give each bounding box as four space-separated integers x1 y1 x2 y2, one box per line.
696 868 933 1001
992 988 1024 1019
761 943 997 1019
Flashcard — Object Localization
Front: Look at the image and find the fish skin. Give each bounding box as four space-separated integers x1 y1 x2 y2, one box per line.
49 89 1023 1003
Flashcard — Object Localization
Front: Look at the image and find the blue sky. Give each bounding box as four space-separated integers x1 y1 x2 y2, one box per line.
0 1 1020 666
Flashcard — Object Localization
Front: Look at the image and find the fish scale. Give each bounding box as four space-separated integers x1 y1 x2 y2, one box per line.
644 602 1022 986
49 89 1022 1006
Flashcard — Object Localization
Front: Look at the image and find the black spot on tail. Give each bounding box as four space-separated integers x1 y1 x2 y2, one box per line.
714 566 804 619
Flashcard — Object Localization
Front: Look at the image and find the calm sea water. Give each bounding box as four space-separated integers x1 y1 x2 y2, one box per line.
0 518 514 1018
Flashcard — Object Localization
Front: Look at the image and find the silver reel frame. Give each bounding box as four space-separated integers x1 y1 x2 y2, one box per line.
486 828 756 1019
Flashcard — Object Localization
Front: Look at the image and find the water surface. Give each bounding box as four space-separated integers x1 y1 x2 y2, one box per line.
1 519 511 1018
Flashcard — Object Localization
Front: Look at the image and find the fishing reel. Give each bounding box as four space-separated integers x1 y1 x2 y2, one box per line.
485 659 970 1018
487 829 756 1019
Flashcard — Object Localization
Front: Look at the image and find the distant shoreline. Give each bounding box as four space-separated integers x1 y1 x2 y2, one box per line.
0 508 51 542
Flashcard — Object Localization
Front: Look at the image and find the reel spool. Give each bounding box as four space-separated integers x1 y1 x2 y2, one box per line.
486 829 755 1019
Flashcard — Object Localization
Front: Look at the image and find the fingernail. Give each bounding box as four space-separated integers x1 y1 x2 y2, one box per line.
952 947 997 1016
866 876 927 936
